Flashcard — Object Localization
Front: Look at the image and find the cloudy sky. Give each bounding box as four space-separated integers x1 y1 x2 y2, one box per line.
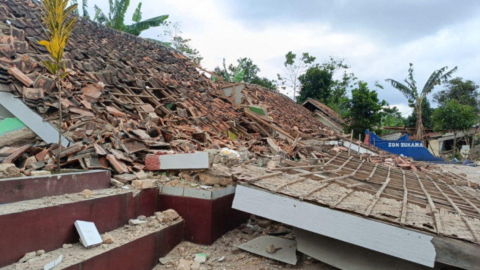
89 0 480 116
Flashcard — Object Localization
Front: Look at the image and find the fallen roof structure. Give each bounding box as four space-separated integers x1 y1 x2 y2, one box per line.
0 0 365 175
232 151 480 268
302 98 345 132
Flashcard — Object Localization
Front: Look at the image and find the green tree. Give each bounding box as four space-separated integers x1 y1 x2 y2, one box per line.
344 82 386 139
159 21 202 64
213 58 276 89
94 1 168 36
39 0 77 172
70 0 89 18
277 52 316 100
404 98 434 129
386 63 457 141
380 106 405 134
433 100 477 155
433 77 480 113
297 65 333 104
250 76 277 91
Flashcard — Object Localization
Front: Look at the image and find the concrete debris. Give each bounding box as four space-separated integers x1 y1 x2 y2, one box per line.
132 179 157 189
199 164 233 186
155 209 181 224
238 236 297 265
18 251 36 263
110 178 124 188
101 233 114 244
0 163 20 178
128 219 147 226
62 244 72 249
145 152 209 171
74 220 103 248
43 255 63 270
81 189 93 199
194 253 207 263
30 170 51 176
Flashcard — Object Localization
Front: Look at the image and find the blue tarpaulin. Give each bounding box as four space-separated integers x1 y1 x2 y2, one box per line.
366 130 443 161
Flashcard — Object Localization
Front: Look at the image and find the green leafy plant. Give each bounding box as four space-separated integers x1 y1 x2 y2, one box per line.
386 63 457 140
39 0 78 172
433 100 477 155
70 0 89 18
94 1 168 36
277 52 316 101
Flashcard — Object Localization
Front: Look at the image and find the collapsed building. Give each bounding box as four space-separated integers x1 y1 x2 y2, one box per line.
0 0 479 269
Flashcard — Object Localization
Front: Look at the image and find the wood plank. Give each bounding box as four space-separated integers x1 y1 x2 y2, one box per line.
400 170 408 226
414 172 443 235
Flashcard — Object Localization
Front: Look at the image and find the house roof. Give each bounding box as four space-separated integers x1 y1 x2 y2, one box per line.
0 0 354 173
233 151 480 246
302 98 345 130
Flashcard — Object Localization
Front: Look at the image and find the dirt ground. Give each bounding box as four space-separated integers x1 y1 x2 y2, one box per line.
153 220 337 270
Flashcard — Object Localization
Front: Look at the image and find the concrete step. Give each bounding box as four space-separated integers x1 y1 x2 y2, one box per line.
1 216 184 270
0 170 111 204
0 187 158 267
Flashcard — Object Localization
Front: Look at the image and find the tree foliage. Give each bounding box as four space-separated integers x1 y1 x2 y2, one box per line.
94 1 168 36
39 0 77 172
344 82 386 139
433 77 480 113
386 63 457 140
297 65 333 104
213 58 276 90
277 52 316 100
70 0 89 18
158 21 202 64
433 100 477 154
404 98 434 129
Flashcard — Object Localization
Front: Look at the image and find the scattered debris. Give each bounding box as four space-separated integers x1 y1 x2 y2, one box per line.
74 220 103 248
237 236 297 265
43 255 63 270
101 233 114 244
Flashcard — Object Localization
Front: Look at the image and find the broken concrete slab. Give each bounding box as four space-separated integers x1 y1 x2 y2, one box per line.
74 220 103 248
0 92 69 147
145 152 209 171
238 236 297 265
294 228 426 270
232 185 436 267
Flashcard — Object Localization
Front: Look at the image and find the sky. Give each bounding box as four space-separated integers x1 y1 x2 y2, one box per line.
87 0 480 116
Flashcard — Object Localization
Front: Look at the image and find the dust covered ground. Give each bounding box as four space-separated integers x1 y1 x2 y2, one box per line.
153 220 337 270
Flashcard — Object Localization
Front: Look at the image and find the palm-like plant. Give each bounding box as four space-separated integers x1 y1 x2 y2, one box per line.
39 0 77 172
386 63 457 141
94 1 168 36
70 0 89 18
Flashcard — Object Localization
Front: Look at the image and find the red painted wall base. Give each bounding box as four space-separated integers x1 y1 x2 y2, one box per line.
0 188 157 268
64 221 184 270
158 193 249 245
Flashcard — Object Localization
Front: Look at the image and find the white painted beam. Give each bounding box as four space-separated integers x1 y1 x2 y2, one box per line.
0 92 70 147
232 185 436 267
343 141 377 155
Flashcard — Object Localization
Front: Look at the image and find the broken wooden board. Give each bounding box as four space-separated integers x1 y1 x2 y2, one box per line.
238 236 297 265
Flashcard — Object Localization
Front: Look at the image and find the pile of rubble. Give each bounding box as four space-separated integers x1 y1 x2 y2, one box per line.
0 0 361 177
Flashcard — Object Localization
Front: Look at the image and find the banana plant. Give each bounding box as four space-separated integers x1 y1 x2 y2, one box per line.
70 0 89 18
94 1 168 36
